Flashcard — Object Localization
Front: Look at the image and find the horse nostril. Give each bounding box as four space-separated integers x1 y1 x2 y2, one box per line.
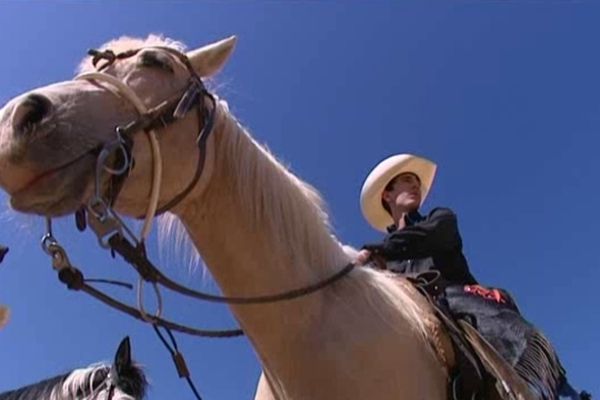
12 93 53 134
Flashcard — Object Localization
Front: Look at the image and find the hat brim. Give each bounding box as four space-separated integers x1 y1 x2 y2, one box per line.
360 154 437 232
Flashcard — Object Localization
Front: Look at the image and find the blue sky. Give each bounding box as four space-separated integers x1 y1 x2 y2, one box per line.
0 2 598 399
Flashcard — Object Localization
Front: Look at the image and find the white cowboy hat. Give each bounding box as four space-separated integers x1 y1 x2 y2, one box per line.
360 154 437 232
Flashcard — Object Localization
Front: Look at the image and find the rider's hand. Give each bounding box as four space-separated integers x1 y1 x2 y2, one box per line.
356 249 372 265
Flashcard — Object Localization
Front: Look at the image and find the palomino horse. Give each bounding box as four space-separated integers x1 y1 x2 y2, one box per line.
0 35 454 399
0 337 147 400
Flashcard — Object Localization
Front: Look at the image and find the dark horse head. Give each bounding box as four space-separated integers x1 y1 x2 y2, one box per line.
0 337 147 399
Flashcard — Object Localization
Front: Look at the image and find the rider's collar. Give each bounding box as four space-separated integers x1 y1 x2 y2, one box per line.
385 210 424 233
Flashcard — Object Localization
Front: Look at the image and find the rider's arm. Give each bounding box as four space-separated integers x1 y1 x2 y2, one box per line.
363 207 462 261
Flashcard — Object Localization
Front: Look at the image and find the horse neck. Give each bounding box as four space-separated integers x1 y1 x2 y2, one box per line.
172 103 450 399
176 101 349 339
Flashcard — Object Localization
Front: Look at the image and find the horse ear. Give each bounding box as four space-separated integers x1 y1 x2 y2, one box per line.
187 36 237 78
114 336 132 373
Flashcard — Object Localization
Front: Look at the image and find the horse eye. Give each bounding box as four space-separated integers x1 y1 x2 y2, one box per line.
138 51 174 73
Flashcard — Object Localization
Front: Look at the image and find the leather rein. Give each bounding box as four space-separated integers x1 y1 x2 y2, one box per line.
40 46 355 340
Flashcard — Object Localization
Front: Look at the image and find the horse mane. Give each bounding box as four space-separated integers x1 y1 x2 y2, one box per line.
200 100 347 275
157 98 345 276
0 363 147 400
158 100 435 344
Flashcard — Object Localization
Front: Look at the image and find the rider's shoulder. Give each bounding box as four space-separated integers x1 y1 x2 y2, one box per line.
426 207 457 219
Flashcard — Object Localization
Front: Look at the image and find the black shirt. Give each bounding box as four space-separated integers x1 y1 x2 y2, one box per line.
363 207 477 286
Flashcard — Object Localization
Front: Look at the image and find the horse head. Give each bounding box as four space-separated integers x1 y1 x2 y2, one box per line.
0 35 236 220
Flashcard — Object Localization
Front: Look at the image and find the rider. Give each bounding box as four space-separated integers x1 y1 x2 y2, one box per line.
357 153 586 400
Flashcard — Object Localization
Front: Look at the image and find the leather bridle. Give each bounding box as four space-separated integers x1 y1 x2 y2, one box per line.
38 44 355 400
77 46 216 240
41 45 354 337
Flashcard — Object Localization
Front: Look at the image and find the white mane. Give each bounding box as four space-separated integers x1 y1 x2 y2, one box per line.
219 105 343 272
159 100 435 344
51 365 133 400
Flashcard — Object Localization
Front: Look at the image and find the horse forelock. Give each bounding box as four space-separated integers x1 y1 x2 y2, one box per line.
56 363 146 400
76 34 187 75
53 365 109 399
